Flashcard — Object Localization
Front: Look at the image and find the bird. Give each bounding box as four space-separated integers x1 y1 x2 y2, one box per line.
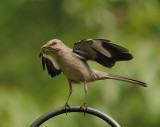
39 39 147 109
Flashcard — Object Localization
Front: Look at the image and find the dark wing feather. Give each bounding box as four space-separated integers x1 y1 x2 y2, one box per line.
100 39 133 61
39 52 61 77
92 48 115 67
73 39 133 68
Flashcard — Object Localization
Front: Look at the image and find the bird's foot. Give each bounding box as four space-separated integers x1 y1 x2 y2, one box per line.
80 103 88 115
62 103 70 114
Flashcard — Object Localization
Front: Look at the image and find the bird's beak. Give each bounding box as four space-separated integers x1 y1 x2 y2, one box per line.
41 45 47 49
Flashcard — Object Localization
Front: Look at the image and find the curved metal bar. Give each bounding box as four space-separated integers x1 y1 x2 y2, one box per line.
30 105 121 127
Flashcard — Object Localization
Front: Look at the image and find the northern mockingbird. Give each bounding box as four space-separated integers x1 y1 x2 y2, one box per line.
39 39 147 109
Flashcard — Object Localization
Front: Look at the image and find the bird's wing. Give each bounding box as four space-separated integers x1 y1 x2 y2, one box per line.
39 52 62 77
73 39 133 68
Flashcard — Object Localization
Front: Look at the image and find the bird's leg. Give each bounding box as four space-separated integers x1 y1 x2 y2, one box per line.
84 80 88 108
62 80 72 110
81 81 88 112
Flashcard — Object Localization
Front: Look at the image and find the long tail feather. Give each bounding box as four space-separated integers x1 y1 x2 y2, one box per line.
106 74 147 87
93 70 147 87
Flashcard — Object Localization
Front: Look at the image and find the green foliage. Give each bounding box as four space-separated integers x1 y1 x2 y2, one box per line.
0 0 160 126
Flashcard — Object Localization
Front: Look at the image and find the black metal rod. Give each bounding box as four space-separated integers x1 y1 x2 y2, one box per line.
30 105 121 127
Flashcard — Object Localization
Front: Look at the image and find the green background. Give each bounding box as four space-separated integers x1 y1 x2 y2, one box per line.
0 0 160 127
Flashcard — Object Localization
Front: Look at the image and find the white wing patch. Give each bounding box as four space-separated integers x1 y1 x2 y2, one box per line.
43 54 60 70
91 40 112 58
39 52 62 77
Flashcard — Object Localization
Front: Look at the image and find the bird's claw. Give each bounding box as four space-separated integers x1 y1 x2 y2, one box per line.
80 103 88 115
62 103 70 114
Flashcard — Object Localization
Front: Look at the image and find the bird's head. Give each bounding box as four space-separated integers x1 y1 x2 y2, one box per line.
41 39 63 53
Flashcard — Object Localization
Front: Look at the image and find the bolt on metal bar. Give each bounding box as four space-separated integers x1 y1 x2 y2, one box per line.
30 105 121 127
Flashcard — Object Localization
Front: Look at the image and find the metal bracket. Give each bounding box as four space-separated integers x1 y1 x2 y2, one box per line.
30 105 121 127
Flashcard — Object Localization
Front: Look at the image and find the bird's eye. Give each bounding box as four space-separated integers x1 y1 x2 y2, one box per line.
51 42 56 46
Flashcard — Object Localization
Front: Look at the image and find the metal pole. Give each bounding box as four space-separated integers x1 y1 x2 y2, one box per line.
30 105 121 127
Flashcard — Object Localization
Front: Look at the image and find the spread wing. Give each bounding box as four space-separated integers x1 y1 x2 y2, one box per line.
73 39 133 68
39 52 61 77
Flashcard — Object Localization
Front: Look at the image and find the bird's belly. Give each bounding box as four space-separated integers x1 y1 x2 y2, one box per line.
64 69 84 82
57 57 92 82
62 64 90 82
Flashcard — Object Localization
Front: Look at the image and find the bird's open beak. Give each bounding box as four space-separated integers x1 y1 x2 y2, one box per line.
41 45 47 49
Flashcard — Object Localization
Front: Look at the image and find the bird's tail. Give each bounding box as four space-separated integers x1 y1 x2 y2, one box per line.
93 70 147 87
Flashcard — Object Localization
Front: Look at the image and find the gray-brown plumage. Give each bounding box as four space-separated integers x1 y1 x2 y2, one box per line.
39 39 147 109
